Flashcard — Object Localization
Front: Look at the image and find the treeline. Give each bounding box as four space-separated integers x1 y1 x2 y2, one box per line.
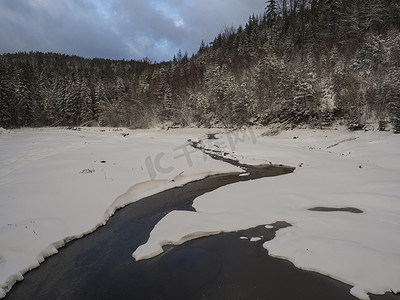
1 0 400 130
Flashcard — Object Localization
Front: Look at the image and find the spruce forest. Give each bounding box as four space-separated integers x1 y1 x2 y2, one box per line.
1 0 399 131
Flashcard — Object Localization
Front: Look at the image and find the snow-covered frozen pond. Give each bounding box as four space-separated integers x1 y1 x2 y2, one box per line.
1 127 400 299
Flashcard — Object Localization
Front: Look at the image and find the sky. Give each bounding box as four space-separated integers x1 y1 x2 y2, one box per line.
0 0 265 62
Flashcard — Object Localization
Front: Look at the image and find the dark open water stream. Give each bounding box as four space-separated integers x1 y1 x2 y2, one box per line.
4 151 399 299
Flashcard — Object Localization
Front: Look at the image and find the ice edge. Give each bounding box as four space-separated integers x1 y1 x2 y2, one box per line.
0 170 240 298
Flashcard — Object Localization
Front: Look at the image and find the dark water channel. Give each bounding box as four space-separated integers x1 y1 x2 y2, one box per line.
309 207 364 214
4 153 399 299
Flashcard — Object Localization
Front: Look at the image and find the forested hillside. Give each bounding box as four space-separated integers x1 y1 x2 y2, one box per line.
1 0 399 130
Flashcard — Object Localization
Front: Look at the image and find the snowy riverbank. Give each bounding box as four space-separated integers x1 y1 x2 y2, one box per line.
0 127 241 297
133 128 400 300
1 127 399 299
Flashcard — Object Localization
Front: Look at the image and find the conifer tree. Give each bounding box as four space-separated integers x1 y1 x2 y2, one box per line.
265 0 277 26
0 66 12 128
391 95 400 133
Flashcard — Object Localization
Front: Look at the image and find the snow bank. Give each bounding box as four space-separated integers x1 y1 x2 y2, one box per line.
0 127 240 297
133 128 400 299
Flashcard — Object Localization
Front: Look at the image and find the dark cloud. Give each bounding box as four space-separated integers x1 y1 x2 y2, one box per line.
0 0 130 59
0 0 265 61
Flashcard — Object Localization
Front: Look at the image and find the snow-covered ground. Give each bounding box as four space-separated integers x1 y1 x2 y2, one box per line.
0 127 241 298
133 128 400 300
1 127 399 299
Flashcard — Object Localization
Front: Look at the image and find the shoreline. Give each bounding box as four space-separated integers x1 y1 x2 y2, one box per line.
7 220 399 299
4 163 294 299
5 167 399 299
3 129 399 299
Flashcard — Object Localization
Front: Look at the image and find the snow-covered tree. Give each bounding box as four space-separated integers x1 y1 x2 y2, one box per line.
265 0 277 26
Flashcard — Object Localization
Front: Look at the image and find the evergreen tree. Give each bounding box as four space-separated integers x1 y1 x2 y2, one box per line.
391 93 400 133
79 78 94 125
265 0 277 25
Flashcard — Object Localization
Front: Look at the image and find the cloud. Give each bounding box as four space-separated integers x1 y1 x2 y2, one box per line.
0 0 264 62
0 0 129 59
